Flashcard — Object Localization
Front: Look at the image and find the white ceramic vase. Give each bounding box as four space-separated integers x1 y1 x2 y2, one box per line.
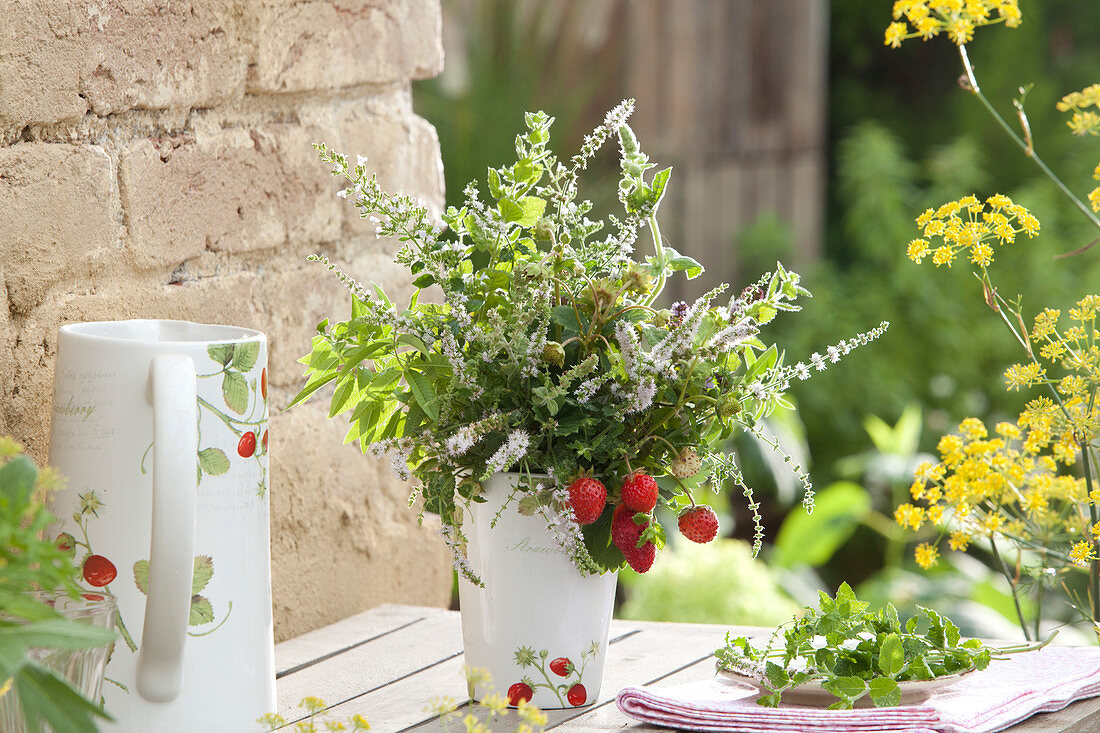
48 320 275 732
457 472 617 709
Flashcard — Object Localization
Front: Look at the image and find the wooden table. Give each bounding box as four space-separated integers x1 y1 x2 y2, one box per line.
274 604 1100 732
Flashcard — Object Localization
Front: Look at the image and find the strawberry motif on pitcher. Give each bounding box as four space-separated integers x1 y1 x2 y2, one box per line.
509 640 602 707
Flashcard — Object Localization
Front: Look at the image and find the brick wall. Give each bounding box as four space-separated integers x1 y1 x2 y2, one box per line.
0 0 453 640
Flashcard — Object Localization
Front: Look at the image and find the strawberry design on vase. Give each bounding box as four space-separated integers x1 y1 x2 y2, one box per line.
458 473 616 708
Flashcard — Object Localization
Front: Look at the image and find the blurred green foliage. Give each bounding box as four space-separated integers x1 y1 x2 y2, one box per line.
618 539 800 626
792 0 1100 463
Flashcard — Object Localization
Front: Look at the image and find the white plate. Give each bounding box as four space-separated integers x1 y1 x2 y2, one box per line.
717 667 974 707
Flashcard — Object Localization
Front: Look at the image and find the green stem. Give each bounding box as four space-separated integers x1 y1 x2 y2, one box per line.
990 534 1032 641
958 44 1100 236
1081 444 1100 622
115 609 137 652
1034 560 1044 641
642 212 666 306
196 396 266 430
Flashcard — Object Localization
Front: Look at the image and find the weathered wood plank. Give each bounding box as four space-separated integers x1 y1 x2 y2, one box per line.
276 610 464 722
275 604 448 677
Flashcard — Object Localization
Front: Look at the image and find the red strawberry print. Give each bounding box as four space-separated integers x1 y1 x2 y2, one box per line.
261 429 269 454
678 505 719 543
549 657 572 677
611 504 657 573
238 431 257 458
81 593 105 602
55 532 76 553
261 367 268 400
507 682 533 706
567 683 587 706
620 471 658 513
568 477 606 525
83 555 117 587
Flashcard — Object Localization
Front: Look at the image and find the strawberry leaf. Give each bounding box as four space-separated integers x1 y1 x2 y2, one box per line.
231 342 260 372
189 596 214 626
198 448 230 476
192 555 214 595
133 560 149 595
207 344 234 367
222 371 249 415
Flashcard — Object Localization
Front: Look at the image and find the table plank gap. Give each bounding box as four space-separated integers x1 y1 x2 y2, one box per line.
276 604 447 676
276 611 464 720
277 616 430 680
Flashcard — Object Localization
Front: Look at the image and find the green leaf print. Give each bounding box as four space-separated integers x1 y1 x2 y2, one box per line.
222 371 249 414
192 556 214 595
133 560 149 594
231 342 260 372
189 596 214 626
207 344 235 367
198 448 230 476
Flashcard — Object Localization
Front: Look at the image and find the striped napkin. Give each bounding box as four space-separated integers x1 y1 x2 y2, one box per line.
616 646 1100 733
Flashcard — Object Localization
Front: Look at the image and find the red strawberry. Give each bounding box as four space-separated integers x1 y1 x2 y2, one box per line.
549 657 572 677
567 683 588 706
620 471 658 513
261 429 269 455
568 478 606 525
261 367 268 400
611 504 657 573
238 431 257 458
81 593 104 602
678 505 719 543
507 682 533 706
83 555 117 587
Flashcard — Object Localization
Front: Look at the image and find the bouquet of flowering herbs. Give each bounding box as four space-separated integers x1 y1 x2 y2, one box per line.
291 100 887 582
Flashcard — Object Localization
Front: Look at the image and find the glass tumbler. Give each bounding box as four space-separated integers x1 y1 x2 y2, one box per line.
0 592 117 732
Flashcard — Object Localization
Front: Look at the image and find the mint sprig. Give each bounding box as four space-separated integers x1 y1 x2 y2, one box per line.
715 583 1051 709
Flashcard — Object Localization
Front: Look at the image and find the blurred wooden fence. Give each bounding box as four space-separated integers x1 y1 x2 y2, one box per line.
622 0 828 299
437 0 828 298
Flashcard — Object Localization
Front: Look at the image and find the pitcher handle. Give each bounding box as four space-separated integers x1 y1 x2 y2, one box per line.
136 353 198 702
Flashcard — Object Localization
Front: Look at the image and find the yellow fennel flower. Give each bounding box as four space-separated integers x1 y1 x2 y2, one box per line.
1003 362 1045 391
959 417 987 440
948 531 971 551
895 503 926 531
908 239 930 263
885 22 907 47
1070 540 1095 567
915 542 940 569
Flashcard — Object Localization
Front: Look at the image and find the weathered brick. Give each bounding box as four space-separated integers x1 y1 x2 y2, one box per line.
0 143 122 313
0 273 11 438
0 0 246 129
269 398 452 642
333 98 445 237
120 124 342 266
246 0 443 94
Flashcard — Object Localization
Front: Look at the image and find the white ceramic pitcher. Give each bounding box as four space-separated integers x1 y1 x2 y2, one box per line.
48 320 275 732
